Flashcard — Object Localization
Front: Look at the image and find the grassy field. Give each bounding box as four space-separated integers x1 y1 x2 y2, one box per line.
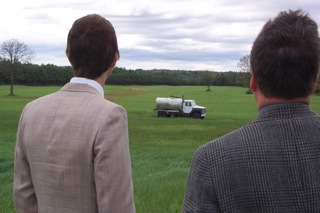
1 85 320 212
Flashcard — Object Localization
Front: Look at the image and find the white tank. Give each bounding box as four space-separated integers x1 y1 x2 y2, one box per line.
155 97 183 110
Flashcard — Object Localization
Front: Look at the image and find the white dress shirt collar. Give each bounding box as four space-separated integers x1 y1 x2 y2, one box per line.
70 77 104 96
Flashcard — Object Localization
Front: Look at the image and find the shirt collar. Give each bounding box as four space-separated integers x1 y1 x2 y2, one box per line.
259 102 306 115
70 77 104 96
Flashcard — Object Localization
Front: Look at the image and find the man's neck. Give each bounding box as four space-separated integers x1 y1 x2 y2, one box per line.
254 90 310 111
94 68 114 88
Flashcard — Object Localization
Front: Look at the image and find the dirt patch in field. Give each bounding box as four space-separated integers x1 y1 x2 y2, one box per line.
129 88 149 92
105 87 150 100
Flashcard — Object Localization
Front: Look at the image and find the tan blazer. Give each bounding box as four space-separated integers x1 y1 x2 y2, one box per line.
14 83 135 213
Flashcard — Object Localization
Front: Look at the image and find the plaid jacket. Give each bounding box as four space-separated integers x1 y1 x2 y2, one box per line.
183 103 320 212
14 83 135 213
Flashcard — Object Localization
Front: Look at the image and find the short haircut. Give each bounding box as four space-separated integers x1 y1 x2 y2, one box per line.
66 14 119 79
250 10 320 99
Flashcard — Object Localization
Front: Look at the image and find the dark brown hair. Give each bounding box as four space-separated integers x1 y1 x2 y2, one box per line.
66 14 119 79
250 10 320 99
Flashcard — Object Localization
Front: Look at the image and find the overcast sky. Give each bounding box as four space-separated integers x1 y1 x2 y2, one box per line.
0 0 319 71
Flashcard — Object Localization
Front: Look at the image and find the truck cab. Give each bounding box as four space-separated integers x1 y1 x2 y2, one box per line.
183 100 206 119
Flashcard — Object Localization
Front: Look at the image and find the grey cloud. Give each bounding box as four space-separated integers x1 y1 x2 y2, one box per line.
26 13 56 24
24 1 93 10
120 47 241 63
107 12 254 68
12 0 320 70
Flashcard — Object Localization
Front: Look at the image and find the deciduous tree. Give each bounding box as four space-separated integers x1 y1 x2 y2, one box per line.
202 71 214 91
0 39 35 95
237 54 251 90
237 54 250 73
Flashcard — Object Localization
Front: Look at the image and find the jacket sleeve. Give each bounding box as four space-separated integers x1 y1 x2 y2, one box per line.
183 145 220 212
93 105 135 213
13 108 38 213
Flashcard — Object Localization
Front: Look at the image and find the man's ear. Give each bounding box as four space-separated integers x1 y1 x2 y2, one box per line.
250 73 257 92
111 53 118 68
105 54 118 79
312 77 318 93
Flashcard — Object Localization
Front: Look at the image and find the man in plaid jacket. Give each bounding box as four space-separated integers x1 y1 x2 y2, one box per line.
183 9 320 212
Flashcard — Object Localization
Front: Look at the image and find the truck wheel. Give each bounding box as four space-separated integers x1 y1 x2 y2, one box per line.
170 112 178 118
192 112 201 119
158 111 167 117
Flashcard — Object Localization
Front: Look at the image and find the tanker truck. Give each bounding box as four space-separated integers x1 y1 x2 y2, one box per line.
155 96 206 119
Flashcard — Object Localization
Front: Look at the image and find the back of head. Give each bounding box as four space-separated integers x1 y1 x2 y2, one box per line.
250 10 320 99
66 14 119 79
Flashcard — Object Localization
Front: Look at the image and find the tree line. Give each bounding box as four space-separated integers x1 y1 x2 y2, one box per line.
0 39 252 96
0 60 251 87
1 39 319 95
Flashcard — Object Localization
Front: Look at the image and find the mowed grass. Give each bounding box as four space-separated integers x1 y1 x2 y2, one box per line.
1 85 320 212
0 86 62 212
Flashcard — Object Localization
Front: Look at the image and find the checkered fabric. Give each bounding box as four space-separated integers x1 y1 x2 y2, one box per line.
183 103 320 212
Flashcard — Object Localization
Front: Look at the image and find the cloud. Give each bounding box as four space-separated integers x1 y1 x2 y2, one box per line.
109 12 257 70
1 0 319 71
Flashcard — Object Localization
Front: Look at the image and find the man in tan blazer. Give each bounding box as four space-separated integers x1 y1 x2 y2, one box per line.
14 14 135 213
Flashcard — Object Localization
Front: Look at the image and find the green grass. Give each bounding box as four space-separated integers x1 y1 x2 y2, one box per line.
1 85 320 212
